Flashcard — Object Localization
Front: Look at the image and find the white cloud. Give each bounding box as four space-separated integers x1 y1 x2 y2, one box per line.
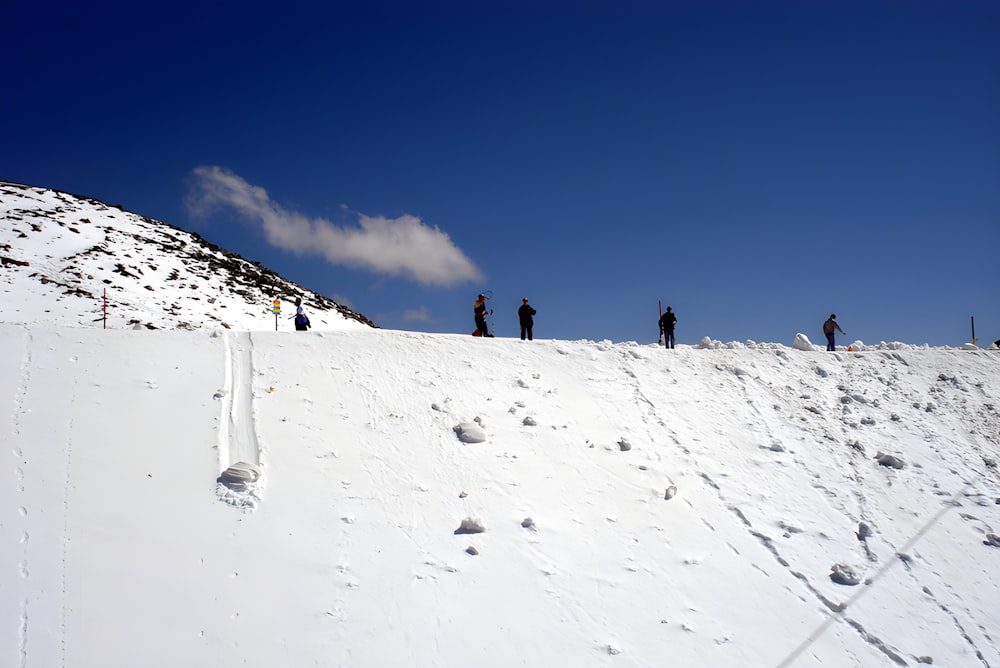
400 306 436 323
186 166 483 287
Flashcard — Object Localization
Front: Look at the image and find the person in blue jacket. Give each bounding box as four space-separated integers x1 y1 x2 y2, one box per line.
294 298 311 331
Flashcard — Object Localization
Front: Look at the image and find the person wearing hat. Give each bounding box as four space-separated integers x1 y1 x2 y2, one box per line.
823 314 845 351
474 293 492 337
518 297 537 341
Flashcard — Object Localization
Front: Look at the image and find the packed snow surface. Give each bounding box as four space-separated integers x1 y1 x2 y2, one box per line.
2 325 999 667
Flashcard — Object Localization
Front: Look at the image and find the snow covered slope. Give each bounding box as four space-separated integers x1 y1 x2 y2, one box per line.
2 325 998 667
0 181 375 331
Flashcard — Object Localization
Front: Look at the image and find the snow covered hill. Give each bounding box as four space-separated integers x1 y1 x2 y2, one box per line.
2 180 999 667
2 323 999 667
0 181 375 331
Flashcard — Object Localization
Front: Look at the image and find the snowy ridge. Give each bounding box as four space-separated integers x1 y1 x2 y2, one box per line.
0 181 376 331
3 324 998 667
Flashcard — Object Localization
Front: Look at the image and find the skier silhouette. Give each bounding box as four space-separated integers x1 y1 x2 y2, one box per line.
474 294 493 337
659 306 677 349
518 297 536 340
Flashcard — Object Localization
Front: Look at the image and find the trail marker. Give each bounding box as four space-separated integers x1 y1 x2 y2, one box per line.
272 299 281 331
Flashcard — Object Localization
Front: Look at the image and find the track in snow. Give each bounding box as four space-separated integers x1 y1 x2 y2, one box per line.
215 331 263 509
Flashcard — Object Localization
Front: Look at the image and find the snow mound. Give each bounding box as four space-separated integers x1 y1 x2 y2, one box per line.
454 422 487 443
792 333 815 351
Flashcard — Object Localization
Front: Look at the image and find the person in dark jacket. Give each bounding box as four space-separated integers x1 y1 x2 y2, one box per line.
658 306 677 349
474 293 492 337
518 297 537 341
823 314 844 351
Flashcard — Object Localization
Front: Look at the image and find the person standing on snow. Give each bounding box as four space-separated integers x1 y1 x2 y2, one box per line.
474 293 493 337
293 297 311 331
518 297 537 341
659 306 678 349
823 314 845 351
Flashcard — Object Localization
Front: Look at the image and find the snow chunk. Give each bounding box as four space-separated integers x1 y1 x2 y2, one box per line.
696 336 720 349
830 563 862 586
216 462 264 511
874 452 905 469
454 422 487 443
219 461 263 489
455 518 486 534
792 333 815 351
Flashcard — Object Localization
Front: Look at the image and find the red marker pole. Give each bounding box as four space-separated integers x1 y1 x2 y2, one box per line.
658 299 663 346
103 288 107 329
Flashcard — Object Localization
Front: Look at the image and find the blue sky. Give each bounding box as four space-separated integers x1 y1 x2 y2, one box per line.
3 0 998 345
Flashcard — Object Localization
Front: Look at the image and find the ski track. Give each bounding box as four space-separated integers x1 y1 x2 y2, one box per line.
611 347 1000 665
12 331 32 668
218 331 260 468
10 331 74 668
58 368 74 668
227 331 260 468
216 331 262 506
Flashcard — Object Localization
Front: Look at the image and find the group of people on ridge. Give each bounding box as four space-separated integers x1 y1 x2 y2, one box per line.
299 291 848 350
478 298 847 350
474 293 536 340
659 307 846 351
